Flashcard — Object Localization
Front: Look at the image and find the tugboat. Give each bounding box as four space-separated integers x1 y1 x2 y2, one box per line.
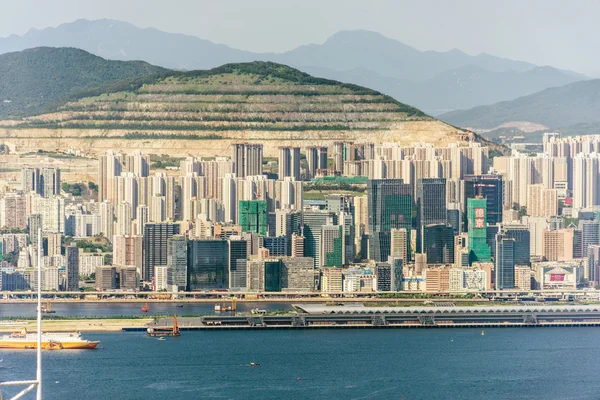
141 303 149 313
147 314 181 337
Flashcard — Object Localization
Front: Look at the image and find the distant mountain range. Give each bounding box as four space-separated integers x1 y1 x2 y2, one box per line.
0 19 586 115
439 79 600 139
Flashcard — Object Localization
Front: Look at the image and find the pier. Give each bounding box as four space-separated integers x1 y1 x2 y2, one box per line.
140 304 600 331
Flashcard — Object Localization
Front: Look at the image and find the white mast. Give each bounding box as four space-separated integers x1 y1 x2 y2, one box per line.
36 228 42 400
0 228 43 400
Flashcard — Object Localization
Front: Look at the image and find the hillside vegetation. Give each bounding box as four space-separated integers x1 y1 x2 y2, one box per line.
0 53 484 156
0 47 166 118
10 61 431 133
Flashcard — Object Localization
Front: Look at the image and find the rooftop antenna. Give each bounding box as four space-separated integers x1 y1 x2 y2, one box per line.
0 228 43 399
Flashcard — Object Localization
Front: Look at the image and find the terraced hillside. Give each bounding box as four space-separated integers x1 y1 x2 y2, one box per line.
0 62 478 156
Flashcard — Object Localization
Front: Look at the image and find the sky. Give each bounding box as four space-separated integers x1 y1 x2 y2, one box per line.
1 0 600 76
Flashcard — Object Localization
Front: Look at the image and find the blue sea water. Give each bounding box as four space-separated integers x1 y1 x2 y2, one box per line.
2 327 600 399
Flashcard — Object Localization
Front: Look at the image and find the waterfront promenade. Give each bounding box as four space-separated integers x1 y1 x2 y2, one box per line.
0 318 152 333
5 302 600 333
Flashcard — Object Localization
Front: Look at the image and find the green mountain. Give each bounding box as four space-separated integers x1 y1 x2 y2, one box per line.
439 79 600 136
15 60 433 132
0 47 166 118
1 52 488 157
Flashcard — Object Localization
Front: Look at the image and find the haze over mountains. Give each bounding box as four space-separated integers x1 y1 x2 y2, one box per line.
0 19 585 115
440 79 600 140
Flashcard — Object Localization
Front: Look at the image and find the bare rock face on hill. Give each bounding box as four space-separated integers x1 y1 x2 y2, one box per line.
1 61 484 156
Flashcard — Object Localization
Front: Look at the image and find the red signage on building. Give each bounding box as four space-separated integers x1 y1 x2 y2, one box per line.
474 208 485 228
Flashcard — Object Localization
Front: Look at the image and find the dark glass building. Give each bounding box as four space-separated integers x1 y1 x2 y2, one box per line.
579 220 600 258
375 263 392 291
303 211 333 267
142 223 180 282
464 175 503 225
501 225 530 265
187 239 229 291
368 179 412 262
228 239 247 290
417 178 447 252
263 236 289 257
264 260 282 292
446 208 462 234
423 224 455 264
495 234 515 289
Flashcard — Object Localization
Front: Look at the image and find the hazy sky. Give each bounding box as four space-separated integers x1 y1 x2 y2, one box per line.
2 0 600 76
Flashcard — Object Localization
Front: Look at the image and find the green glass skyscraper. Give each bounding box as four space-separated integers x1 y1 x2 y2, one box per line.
238 200 268 236
467 198 492 263
368 179 412 262
264 260 282 292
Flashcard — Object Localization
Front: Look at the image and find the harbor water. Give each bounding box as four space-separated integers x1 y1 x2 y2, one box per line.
2 327 600 399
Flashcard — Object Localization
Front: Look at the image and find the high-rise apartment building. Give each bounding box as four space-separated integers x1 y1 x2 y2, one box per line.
21 168 39 194
27 214 42 245
305 146 328 179
65 246 79 291
21 168 60 198
232 143 263 178
116 201 132 236
291 233 305 257
278 146 301 180
113 235 143 270
39 168 61 198
0 193 27 229
46 232 62 257
542 229 575 261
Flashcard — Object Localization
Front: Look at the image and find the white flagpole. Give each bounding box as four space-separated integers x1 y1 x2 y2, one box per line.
36 228 42 400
